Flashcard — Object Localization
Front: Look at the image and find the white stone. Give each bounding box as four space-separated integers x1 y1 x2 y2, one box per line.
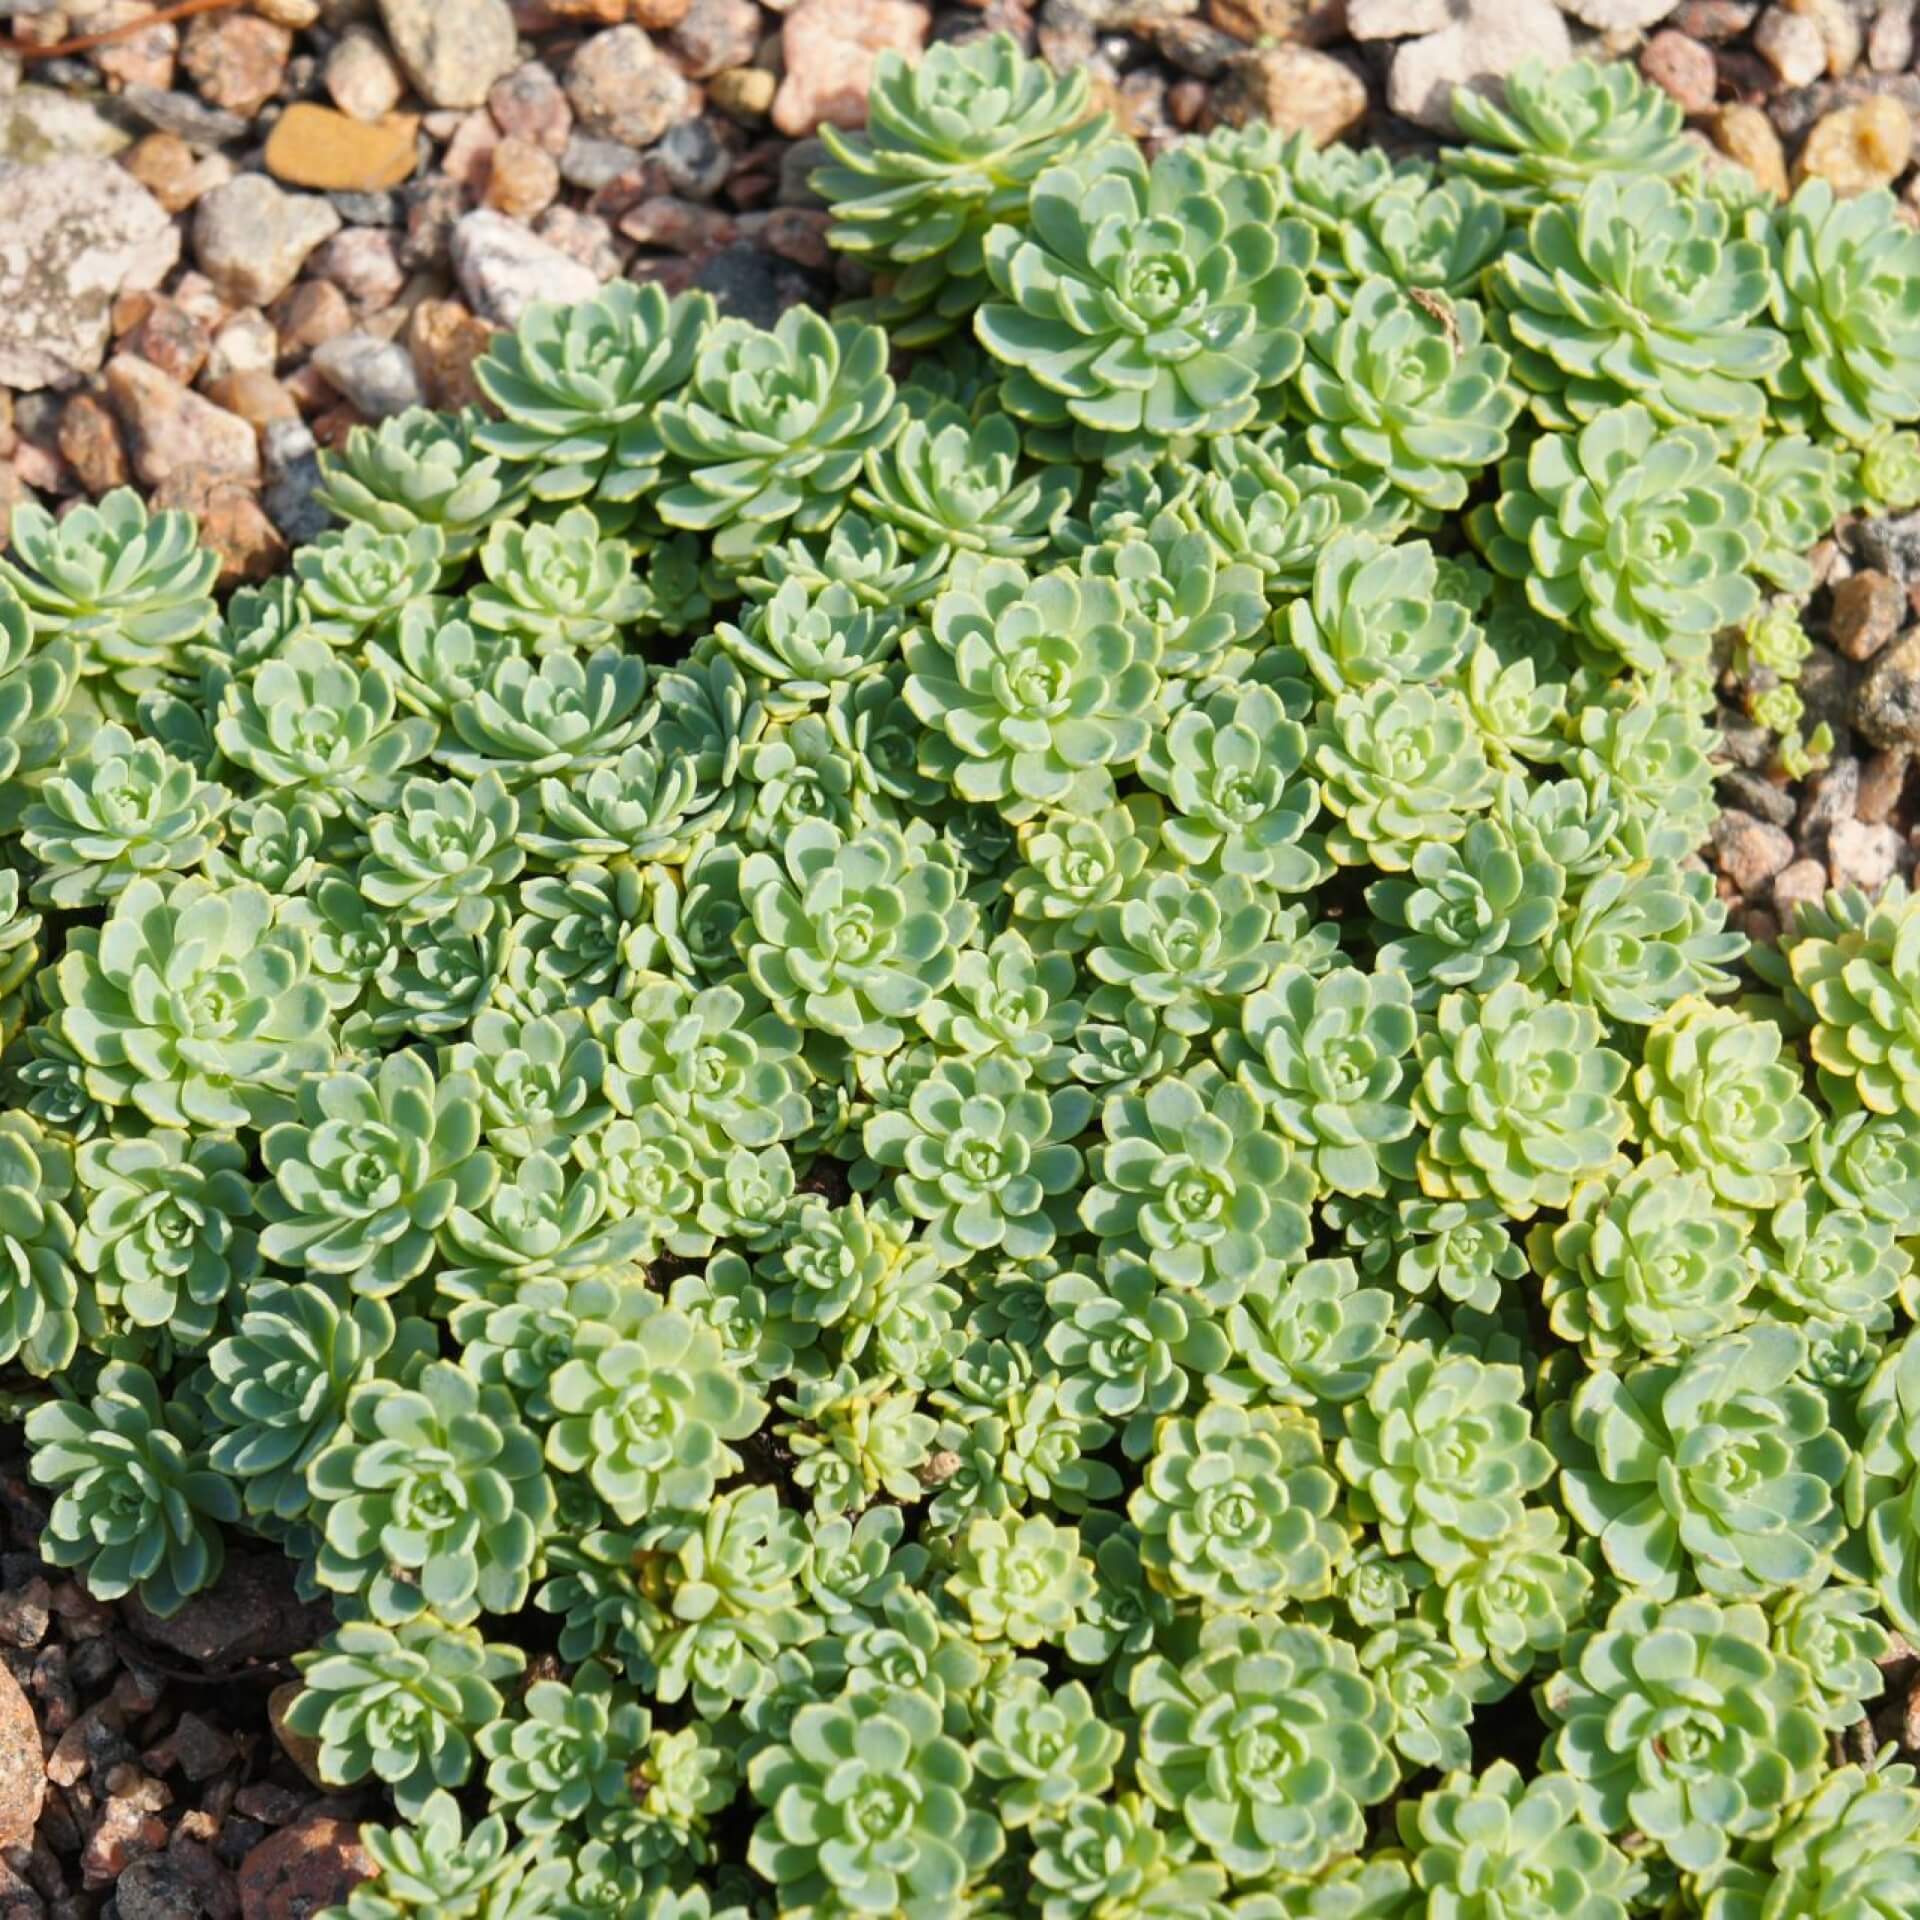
192 173 342 306
1387 0 1573 133
378 0 518 109
311 330 426 417
1347 0 1450 39
325 23 407 123
0 84 137 163
1557 0 1675 27
206 310 280 382
449 209 602 327
1753 6 1827 87
0 158 178 390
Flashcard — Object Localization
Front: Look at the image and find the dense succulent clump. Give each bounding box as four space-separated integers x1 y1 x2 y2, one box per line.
0 34 1911 1920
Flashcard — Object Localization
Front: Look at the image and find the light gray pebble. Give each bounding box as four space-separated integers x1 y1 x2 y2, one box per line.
118 84 250 149
560 130 642 191
311 331 424 418
328 189 400 226
262 418 330 545
658 116 733 202
1716 769 1798 829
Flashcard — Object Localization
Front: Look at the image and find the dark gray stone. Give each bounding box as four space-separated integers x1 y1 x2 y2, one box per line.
1715 706 1774 770
328 189 399 226
658 115 732 202
560 130 641 191
1798 643 1858 739
1855 510 1920 586
778 136 831 209
262 419 330 547
1716 768 1798 829
118 85 249 149
1155 18 1240 75
1796 754 1861 845
694 243 788 328
1857 631 1920 750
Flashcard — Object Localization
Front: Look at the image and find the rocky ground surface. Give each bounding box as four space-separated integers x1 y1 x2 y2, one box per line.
0 0 1918 1912
0 1441 374 1919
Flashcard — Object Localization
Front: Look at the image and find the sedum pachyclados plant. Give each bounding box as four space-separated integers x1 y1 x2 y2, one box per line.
976 138 1311 454
815 34 1108 345
0 33 1906 1920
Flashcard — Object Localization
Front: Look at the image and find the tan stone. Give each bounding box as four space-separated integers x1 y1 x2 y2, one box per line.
568 23 696 145
270 278 354 354
1794 95 1914 196
90 1 179 92
203 370 301 431
49 399 126 502
120 132 201 213
0 464 25 549
485 135 563 218
193 173 342 306
709 65 775 119
126 295 211 385
1831 569 1906 663
1786 0 1862 75
0 1664 42 1851
1205 0 1344 41
265 102 422 192
1773 855 1829 919
441 106 502 188
773 0 929 137
167 476 286 585
325 21 407 122
238 1812 374 1920
1712 102 1789 199
488 60 574 152
105 354 261 490
408 296 495 411
13 439 73 497
1210 44 1367 143
267 1685 328 1790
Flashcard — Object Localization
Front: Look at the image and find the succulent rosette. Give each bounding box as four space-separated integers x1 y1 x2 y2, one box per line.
55 877 333 1130
306 1360 555 1627
473 282 714 503
260 1050 497 1297
1554 1323 1850 1600
976 140 1311 451
1771 178 1920 444
318 408 525 562
656 308 904 563
1539 1593 1823 1877
0 488 216 690
1787 878 1920 1120
1132 1613 1397 1878
1492 174 1783 432
815 32 1108 342
1445 56 1697 210
1480 402 1760 674
904 556 1159 820
1295 278 1522 514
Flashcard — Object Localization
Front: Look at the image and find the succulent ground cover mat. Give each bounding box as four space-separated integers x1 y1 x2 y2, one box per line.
3 31 1920 1920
